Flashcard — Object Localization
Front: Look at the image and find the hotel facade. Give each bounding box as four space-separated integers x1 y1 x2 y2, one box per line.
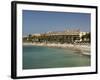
23 29 90 43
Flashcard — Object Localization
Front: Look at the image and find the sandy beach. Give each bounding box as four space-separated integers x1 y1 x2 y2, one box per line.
23 42 90 56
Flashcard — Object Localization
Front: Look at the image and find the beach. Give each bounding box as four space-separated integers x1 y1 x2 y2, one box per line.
23 42 90 56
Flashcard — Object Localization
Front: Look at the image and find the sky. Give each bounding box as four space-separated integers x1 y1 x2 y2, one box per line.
22 10 91 36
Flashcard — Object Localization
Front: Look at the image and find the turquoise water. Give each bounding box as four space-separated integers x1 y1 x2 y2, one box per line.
23 45 90 69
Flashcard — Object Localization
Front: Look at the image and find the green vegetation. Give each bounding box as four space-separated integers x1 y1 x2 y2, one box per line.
81 32 91 43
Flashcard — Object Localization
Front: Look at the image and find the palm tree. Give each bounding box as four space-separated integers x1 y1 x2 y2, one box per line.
28 34 33 42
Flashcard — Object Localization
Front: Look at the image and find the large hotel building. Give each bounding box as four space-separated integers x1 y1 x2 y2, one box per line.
23 29 90 43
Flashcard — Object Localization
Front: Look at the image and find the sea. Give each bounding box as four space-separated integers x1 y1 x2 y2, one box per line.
23 45 90 69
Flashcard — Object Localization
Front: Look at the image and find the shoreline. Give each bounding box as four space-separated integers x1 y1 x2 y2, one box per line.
23 42 91 56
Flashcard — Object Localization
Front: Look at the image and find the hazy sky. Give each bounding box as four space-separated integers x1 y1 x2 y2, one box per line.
22 10 90 36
